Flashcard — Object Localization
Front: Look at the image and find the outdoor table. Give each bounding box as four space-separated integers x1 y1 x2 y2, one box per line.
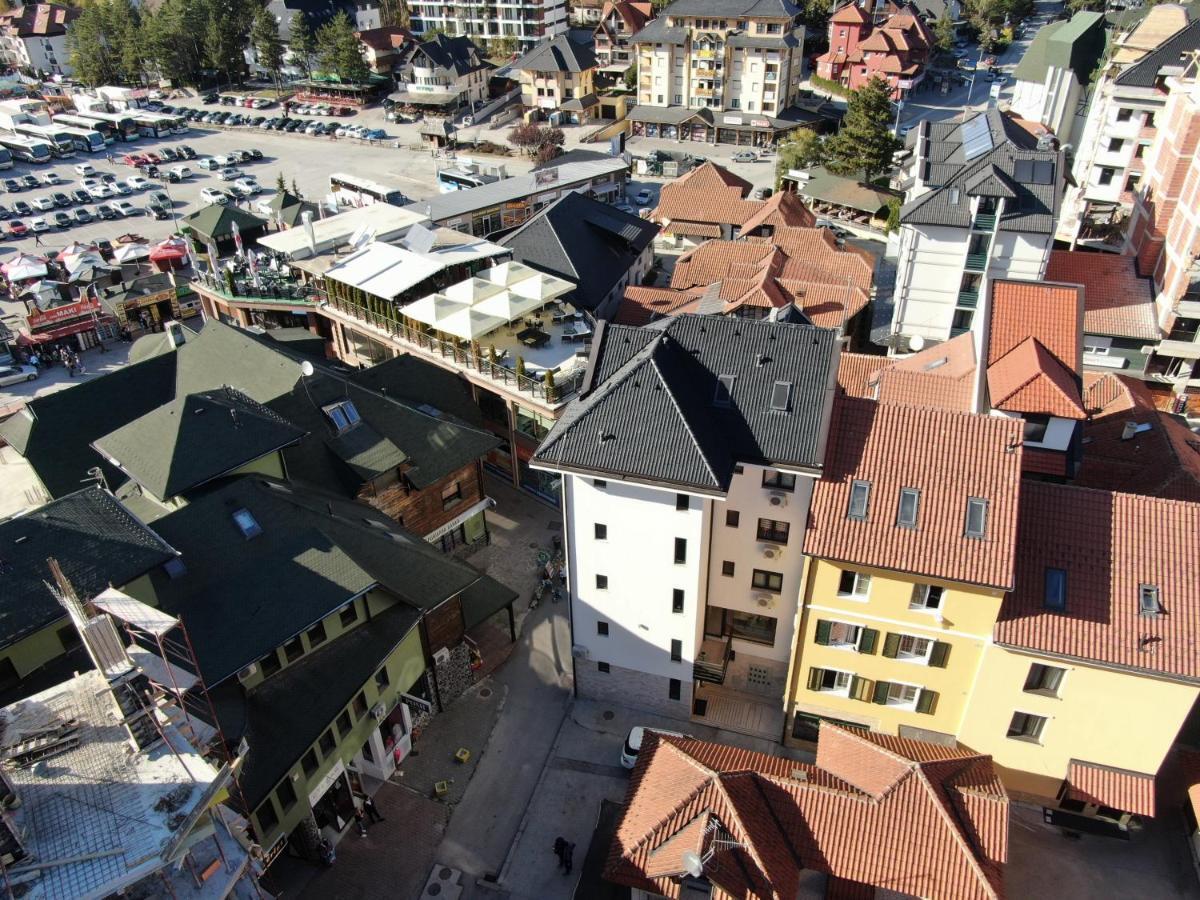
517 327 550 348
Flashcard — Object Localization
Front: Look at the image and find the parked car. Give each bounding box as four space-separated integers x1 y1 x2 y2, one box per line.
633 188 653 205
170 165 193 179
197 157 220 170
123 153 150 167
0 364 36 387
70 188 90 204
202 92 219 103
29 216 50 233
218 167 243 181
19 175 38 189
125 176 149 191
620 727 687 769
72 207 93 224
158 147 179 162
2 178 21 192
95 203 120 220
732 150 758 163
178 144 197 159
40 172 60 185
51 211 71 229
73 162 96 177
112 199 138 216
111 180 132 195
7 219 26 235
51 191 71 208
12 201 32 216
86 184 111 200
0 204 10 220
149 190 171 208
199 186 229 205
31 196 54 212
148 205 170 220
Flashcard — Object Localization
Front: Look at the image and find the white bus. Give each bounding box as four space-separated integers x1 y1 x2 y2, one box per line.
133 111 186 137
436 167 501 193
12 123 76 157
54 125 106 154
54 113 118 145
0 135 52 164
72 109 140 142
329 172 408 207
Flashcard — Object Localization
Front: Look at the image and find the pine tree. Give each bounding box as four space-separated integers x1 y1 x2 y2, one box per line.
316 11 369 84
276 171 286 193
289 11 315 80
251 5 285 94
824 76 900 184
934 12 955 55
67 5 119 86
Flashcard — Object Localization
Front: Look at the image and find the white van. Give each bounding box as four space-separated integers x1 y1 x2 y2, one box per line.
620 726 687 769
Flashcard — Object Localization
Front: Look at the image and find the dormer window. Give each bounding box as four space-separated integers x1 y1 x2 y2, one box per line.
232 508 262 540
964 497 988 539
323 400 361 433
1139 584 1162 617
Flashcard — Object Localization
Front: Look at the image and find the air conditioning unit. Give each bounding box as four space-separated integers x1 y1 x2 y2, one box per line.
433 647 451 666
571 644 590 659
236 662 258 682
370 702 387 720
761 545 779 559
756 594 776 609
769 492 788 508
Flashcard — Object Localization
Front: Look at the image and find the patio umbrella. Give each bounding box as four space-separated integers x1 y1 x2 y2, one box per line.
508 270 574 303
63 250 107 273
403 293 470 327
57 241 97 262
4 253 48 282
479 260 531 288
443 276 504 306
150 237 189 271
114 243 151 264
436 306 507 341
474 289 543 322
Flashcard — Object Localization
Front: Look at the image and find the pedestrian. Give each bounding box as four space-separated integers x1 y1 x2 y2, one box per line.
319 838 335 867
553 836 566 869
28 352 38 369
66 355 75 377
76 355 86 375
354 804 368 837
563 842 574 876
33 232 42 247
363 795 383 823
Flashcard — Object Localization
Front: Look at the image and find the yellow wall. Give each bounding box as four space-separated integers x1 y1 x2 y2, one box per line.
958 643 1200 802
231 451 285 481
0 618 75 680
786 559 1003 742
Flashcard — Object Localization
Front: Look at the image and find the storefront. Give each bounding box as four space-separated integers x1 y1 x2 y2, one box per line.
350 696 423 783
307 760 357 843
22 296 118 351
427 497 491 552
102 275 197 336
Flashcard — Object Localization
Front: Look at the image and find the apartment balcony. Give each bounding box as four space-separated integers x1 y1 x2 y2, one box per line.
957 290 979 308
964 253 988 271
693 636 731 685
693 86 717 98
972 213 997 231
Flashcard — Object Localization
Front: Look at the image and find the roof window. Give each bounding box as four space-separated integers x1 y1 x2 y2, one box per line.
964 497 988 539
1138 584 1162 617
897 488 920 529
847 480 870 521
769 380 792 412
713 374 736 408
323 400 361 434
1044 567 1066 611
231 508 262 540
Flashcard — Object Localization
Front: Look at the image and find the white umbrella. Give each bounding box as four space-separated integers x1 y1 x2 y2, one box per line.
444 276 504 305
64 250 108 273
403 293 470 327
508 270 574 302
114 243 150 263
474 289 544 322
4 253 48 282
436 306 506 341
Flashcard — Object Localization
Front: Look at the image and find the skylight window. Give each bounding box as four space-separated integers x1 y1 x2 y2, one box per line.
1044 568 1066 611
847 480 871 521
231 508 262 540
713 374 736 408
1139 584 1162 617
769 381 792 412
964 497 988 539
897 488 920 529
323 400 361 434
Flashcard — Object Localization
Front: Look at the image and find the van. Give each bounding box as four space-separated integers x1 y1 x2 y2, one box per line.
620 726 688 769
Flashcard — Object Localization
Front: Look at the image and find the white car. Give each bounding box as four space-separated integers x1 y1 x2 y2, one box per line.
620 726 687 769
86 183 111 200
305 122 323 135
29 216 50 233
111 180 132 195
197 157 220 170
233 177 260 195
634 188 653 205
170 165 193 179
218 167 243 181
0 364 37 387
73 162 96 177
40 172 60 185
199 187 229 205
125 175 149 191
31 196 55 211
80 177 100 191
112 199 138 216
216 153 239 167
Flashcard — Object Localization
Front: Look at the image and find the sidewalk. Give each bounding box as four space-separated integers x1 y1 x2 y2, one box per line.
0 340 136 415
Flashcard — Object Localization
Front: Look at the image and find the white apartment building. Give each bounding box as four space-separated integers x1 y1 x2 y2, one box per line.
631 0 804 117
1057 11 1200 248
532 315 840 730
888 109 1065 349
0 3 76 77
409 0 567 49
1008 10 1105 143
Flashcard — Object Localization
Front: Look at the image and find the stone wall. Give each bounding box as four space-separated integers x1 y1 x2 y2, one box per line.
576 658 693 721
434 642 473 709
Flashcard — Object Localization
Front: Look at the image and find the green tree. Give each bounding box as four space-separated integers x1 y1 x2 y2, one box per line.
379 0 409 28
316 11 369 83
622 63 636 90
276 170 286 192
885 197 901 233
420 25 448 41
800 0 833 54
775 128 825 187
143 0 208 86
251 5 286 93
489 35 517 58
203 0 255 87
289 11 315 79
934 12 955 55
67 4 120 86
824 76 900 183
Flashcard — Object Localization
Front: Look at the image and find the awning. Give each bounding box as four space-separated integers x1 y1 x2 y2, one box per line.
1064 760 1156 817
424 497 491 543
1154 339 1200 360
389 90 460 107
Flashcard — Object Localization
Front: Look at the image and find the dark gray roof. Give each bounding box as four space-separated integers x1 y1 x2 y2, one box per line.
631 17 688 44
401 33 489 78
513 34 597 73
965 164 1018 199
92 388 306 502
727 25 805 48
146 475 514 687
0 486 176 650
1115 18 1200 87
500 192 659 313
533 315 840 492
901 109 1063 235
659 0 799 16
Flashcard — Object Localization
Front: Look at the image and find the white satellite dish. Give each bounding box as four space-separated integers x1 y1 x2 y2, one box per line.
908 334 925 352
300 360 314 377
681 850 704 878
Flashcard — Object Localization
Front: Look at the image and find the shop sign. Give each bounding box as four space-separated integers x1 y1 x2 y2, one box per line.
27 297 100 330
401 692 433 713
722 115 744 125
750 118 771 128
122 288 174 311
424 497 492 543
307 758 347 806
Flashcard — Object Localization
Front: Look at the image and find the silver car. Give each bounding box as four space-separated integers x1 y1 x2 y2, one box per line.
0 364 37 387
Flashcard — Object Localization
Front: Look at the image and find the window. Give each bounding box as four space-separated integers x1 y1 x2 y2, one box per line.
283 635 304 663
878 681 920 708
323 400 361 433
340 601 359 627
769 380 792 411
964 497 988 538
815 620 878 653
307 621 327 647
910 585 944 611
594 523 607 540
1115 107 1132 122
1139 584 1162 616
729 611 778 645
353 692 368 719
894 634 932 661
1024 663 1065 696
713 373 736 407
671 639 682 662
1023 414 1050 442
672 589 684 613
336 710 352 737
668 678 681 700
1097 167 1115 187
725 509 740 527
897 488 920 528
277 777 297 812
1135 143 1147 159
255 801 279 836
1044 568 1067 611
1144 111 1155 127
597 621 609 636
1007 711 1047 742
318 729 336 756
674 537 687 564
1108 137 1124 153
596 574 608 590
837 570 871 599
810 668 851 694
57 625 81 652
676 493 690 511
847 480 871 520
721 560 735 577
756 518 790 543
762 470 796 492
441 481 463 510
594 479 607 489
752 569 783 592
301 749 319 776
597 661 610 673
231 507 262 539
374 665 390 688
260 650 282 677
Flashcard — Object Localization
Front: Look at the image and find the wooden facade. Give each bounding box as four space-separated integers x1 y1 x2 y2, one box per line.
357 460 485 540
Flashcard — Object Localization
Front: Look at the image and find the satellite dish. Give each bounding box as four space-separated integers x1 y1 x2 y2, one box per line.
908 334 925 352
300 360 314 377
681 850 704 878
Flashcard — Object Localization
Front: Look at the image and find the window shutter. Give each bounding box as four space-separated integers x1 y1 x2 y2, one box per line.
916 689 938 715
850 675 873 702
858 628 878 654
882 633 900 658
929 641 951 668
807 667 823 691
872 680 890 705
814 620 832 645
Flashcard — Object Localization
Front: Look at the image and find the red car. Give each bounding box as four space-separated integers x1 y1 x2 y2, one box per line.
8 219 27 235
142 152 161 164
122 153 149 167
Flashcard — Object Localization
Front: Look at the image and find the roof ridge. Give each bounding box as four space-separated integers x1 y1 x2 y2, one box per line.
647 349 722 487
912 763 1003 899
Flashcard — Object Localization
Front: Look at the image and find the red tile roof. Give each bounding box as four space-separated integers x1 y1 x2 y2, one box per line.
870 332 978 412
1045 250 1159 340
836 352 890 398
739 190 816 234
614 285 704 325
606 725 1007 900
988 280 1083 371
1075 373 1200 502
805 396 1023 590
651 162 760 228
994 481 1200 680
986 337 1087 419
0 2 76 37
831 2 870 23
1064 760 1156 817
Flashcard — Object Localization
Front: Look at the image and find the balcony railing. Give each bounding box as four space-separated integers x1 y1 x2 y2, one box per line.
972 213 997 231
964 253 988 271
950 327 970 338
693 636 731 685
957 290 979 308
194 274 322 307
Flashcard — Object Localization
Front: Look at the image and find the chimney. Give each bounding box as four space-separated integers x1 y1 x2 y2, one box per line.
165 320 185 349
302 210 317 257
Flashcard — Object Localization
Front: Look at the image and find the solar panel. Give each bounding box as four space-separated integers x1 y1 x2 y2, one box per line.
1013 159 1034 183
960 115 994 161
404 221 438 254
1032 161 1054 185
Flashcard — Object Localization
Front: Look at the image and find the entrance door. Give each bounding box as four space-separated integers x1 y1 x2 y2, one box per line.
704 606 727 638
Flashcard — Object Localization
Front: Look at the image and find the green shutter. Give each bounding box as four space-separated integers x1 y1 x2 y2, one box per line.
807 667 823 691
882 633 900 658
872 680 890 705
858 628 878 655
916 689 938 715
850 675 873 702
929 641 951 668
815 620 832 645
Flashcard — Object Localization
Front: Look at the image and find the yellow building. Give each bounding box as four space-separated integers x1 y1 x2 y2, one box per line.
787 398 1024 746
513 33 598 122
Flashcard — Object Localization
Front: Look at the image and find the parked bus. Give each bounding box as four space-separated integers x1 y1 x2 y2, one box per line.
329 172 408 207
54 113 117 145
12 123 76 157
53 125 106 154
0 135 52 164
436 167 500 193
72 109 139 142
131 113 171 138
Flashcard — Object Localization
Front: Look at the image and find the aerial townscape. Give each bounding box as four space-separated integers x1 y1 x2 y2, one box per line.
0 0 1199 896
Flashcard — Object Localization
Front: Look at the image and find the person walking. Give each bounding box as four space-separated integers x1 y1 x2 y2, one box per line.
354 804 368 837
553 836 566 869
33 232 42 247
562 842 574 876
363 795 383 824
66 355 75 377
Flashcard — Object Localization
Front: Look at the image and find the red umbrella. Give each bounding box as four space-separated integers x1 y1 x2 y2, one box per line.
149 237 188 270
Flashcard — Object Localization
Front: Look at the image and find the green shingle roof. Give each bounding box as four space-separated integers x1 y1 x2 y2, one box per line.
181 204 267 243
